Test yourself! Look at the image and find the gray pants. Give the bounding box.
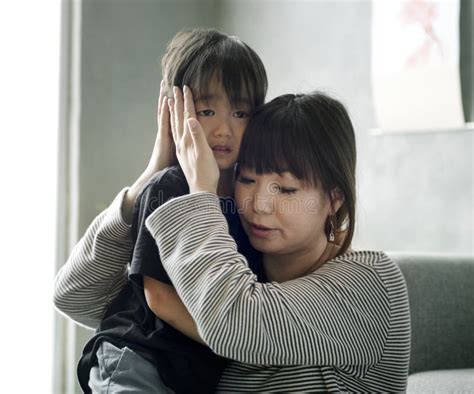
[89,341,175,393]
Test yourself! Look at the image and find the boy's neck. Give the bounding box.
[216,168,234,198]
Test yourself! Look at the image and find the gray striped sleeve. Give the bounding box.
[53,187,133,329]
[145,192,391,367]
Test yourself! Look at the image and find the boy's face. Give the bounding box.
[194,79,251,171]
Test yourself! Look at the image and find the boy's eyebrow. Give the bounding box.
[234,97,252,106]
[194,94,252,106]
[194,95,215,103]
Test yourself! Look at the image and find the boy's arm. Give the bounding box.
[54,83,175,329]
[129,169,204,344]
[129,168,188,284]
[143,276,206,345]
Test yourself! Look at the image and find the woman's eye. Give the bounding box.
[237,176,254,184]
[196,109,215,117]
[233,111,250,119]
[280,188,298,195]
[268,182,297,195]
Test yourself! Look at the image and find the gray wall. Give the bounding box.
[79,0,219,233]
[217,0,473,255]
[78,0,473,256]
[68,1,219,392]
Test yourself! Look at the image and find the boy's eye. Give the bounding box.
[237,176,254,184]
[196,109,215,117]
[233,111,250,119]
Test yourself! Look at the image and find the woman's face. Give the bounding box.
[235,168,337,256]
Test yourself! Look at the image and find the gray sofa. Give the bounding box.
[389,253,474,393]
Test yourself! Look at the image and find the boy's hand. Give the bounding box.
[143,276,206,345]
[122,80,175,224]
[144,79,176,177]
[168,86,219,195]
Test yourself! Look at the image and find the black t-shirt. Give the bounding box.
[77,166,265,394]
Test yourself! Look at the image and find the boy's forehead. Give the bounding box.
[194,91,251,106]
[194,93,250,102]
[193,77,251,105]
[193,79,224,99]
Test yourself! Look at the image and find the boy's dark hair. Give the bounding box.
[162,29,267,109]
[237,92,357,256]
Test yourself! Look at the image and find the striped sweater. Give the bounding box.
[145,192,411,393]
[54,189,411,393]
[54,188,133,329]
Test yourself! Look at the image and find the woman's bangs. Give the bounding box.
[238,112,320,187]
[238,127,290,175]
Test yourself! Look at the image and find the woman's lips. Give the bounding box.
[249,222,275,237]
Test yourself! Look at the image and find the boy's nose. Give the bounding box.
[213,120,232,138]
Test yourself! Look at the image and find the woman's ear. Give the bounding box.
[329,187,344,215]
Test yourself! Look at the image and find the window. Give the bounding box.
[0,1,60,392]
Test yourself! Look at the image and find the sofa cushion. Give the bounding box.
[407,368,474,393]
[389,253,474,374]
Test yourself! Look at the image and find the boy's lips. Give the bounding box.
[212,145,232,154]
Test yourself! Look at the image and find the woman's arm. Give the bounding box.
[53,187,135,329]
[145,193,393,367]
[143,276,205,345]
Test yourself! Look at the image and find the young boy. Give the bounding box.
[77,29,268,393]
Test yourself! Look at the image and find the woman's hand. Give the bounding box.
[168,86,219,195]
[122,80,175,224]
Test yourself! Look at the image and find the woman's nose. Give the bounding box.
[252,190,274,215]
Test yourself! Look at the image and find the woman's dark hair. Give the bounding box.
[161,29,267,110]
[237,92,357,256]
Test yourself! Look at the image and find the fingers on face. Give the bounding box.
[158,79,164,115]
[183,86,197,145]
[183,85,196,121]
[168,98,177,143]
[169,86,197,147]
[159,94,169,130]
[173,87,184,139]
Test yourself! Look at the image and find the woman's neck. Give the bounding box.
[216,168,234,198]
[263,240,340,283]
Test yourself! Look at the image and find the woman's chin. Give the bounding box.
[248,236,282,255]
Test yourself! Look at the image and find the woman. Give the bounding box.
[55,85,411,392]
[138,88,411,392]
